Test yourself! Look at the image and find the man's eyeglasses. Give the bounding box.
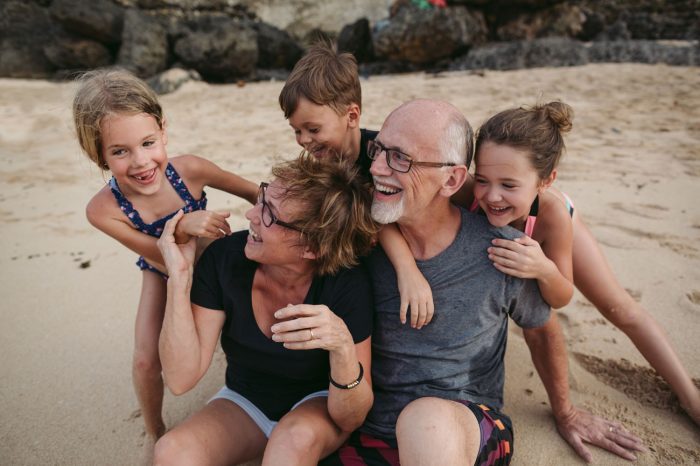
[367,139,456,173]
[256,182,302,232]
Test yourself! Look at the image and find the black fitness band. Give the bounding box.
[329,362,364,389]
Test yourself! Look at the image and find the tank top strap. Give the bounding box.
[165,163,207,211]
[109,177,152,233]
[523,195,539,237]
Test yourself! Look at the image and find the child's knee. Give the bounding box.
[132,350,161,375]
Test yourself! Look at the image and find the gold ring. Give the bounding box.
[309,329,315,340]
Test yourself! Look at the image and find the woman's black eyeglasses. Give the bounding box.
[257,182,302,232]
[367,139,456,173]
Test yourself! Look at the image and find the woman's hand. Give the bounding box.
[270,304,354,354]
[157,210,197,276]
[488,236,557,280]
[174,210,231,243]
[396,266,434,329]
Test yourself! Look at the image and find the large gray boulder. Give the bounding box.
[50,0,125,45]
[252,21,303,69]
[44,36,113,71]
[495,4,587,40]
[588,40,700,66]
[373,5,487,64]
[117,9,169,78]
[450,37,587,71]
[0,1,56,78]
[173,14,258,80]
[338,18,374,63]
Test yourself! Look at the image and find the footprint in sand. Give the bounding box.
[609,202,669,220]
[686,290,700,306]
[574,353,700,415]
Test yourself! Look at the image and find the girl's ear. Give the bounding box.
[539,169,557,192]
[161,116,168,146]
[346,103,361,129]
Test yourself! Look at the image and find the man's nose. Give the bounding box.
[370,150,391,176]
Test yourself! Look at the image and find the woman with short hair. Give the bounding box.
[154,153,379,466]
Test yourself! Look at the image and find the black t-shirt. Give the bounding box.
[191,231,373,420]
[356,128,379,182]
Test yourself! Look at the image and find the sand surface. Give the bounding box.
[1,63,699,465]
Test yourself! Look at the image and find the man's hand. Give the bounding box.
[555,405,646,463]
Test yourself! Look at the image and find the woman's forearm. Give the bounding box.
[159,272,204,395]
[327,341,373,432]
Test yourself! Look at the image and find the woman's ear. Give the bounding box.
[346,103,361,129]
[301,246,317,261]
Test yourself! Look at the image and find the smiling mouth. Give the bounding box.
[374,181,402,196]
[486,205,512,216]
[248,227,262,242]
[132,168,157,183]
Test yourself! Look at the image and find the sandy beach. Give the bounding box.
[1,63,699,465]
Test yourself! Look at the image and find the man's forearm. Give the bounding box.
[522,313,574,420]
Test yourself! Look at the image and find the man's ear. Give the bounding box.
[440,165,469,198]
[538,169,557,193]
[346,103,361,129]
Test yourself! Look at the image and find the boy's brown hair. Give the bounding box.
[279,40,362,118]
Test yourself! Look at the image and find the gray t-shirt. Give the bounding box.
[362,207,550,440]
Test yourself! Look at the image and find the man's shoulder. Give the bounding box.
[459,208,523,242]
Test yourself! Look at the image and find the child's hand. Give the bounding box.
[175,210,232,242]
[397,268,435,329]
[488,236,556,279]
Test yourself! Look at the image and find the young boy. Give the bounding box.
[278,41,377,181]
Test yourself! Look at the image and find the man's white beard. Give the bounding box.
[371,196,405,224]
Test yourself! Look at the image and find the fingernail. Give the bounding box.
[270,324,278,332]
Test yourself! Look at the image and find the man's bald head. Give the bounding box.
[382,99,474,167]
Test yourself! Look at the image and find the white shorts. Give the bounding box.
[209,386,329,437]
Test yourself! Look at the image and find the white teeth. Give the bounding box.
[374,182,401,194]
[248,228,261,242]
[490,206,509,212]
[133,169,154,180]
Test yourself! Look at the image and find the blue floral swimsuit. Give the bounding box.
[109,162,207,278]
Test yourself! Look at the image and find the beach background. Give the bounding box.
[1,63,699,464]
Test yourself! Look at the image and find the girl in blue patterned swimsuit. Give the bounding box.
[73,69,258,457]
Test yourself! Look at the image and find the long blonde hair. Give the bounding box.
[73,68,163,170]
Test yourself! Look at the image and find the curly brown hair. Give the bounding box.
[271,152,379,275]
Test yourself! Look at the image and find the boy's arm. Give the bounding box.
[378,224,434,329]
[522,314,646,462]
[183,154,258,204]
